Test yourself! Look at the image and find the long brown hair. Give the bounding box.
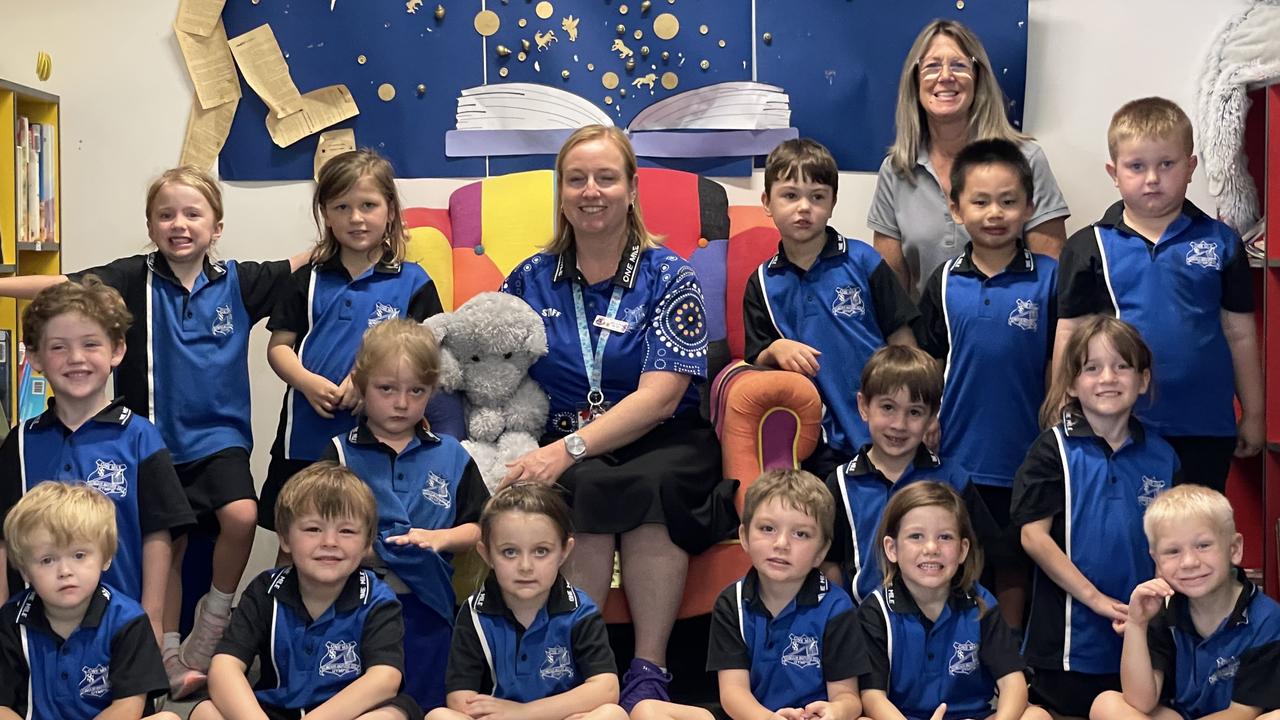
[1039,316,1153,429]
[312,149,408,266]
[877,481,985,612]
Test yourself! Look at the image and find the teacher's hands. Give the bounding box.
[501,440,574,488]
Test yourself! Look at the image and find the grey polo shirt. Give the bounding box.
[867,140,1070,299]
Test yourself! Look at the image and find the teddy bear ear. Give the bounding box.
[422,313,449,342]
[525,327,548,356]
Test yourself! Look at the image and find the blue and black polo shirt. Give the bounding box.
[743,228,918,456]
[1057,200,1253,438]
[859,578,1024,720]
[501,239,708,434]
[68,253,291,463]
[824,445,985,604]
[707,568,867,711]
[1012,409,1181,673]
[268,255,442,461]
[325,419,489,622]
[444,573,617,703]
[214,566,406,713]
[0,399,194,600]
[1147,570,1280,717]
[0,584,167,720]
[916,243,1057,488]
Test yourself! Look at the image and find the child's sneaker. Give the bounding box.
[619,657,672,712]
[179,594,231,672]
[163,647,207,700]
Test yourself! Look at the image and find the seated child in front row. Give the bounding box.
[193,464,418,720]
[430,482,625,720]
[822,345,988,604]
[743,138,918,477]
[635,469,867,720]
[325,318,489,711]
[0,277,194,642]
[1091,484,1280,720]
[0,482,175,720]
[1013,316,1181,718]
[859,481,1047,720]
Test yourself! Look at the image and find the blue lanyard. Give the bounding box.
[572,283,625,408]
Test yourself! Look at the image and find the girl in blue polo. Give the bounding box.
[1012,317,1180,718]
[261,149,444,534]
[325,319,489,711]
[859,482,1040,720]
[430,483,626,720]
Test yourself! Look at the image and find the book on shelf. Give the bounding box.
[14,115,57,246]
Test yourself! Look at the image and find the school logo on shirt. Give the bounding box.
[948,641,979,676]
[79,665,110,698]
[1185,240,1222,270]
[1207,655,1239,685]
[831,285,865,318]
[622,305,648,332]
[539,646,575,680]
[212,304,235,336]
[1007,299,1039,331]
[318,640,362,677]
[367,302,401,327]
[780,633,821,669]
[422,471,452,508]
[1138,475,1166,508]
[86,459,128,497]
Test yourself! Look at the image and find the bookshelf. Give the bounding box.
[0,79,61,426]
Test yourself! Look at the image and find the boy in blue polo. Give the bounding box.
[0,482,174,720]
[916,138,1057,627]
[0,278,193,643]
[1055,97,1263,493]
[1091,485,1280,720]
[193,463,418,720]
[821,345,987,604]
[744,139,918,478]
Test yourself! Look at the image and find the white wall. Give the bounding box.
[0,0,1253,582]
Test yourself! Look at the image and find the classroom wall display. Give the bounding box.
[217,0,1028,181]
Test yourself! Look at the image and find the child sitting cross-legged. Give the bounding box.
[191,463,419,720]
[0,482,177,720]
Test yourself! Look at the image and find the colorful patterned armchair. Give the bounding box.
[406,167,822,621]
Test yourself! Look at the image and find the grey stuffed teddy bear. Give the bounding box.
[424,292,550,491]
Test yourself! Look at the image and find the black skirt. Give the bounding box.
[543,410,738,555]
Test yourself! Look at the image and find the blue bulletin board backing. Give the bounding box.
[218,0,1027,181]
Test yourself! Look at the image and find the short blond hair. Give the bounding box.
[4,482,117,569]
[741,469,834,544]
[1107,97,1194,160]
[351,319,440,393]
[145,166,225,224]
[1143,484,1236,547]
[275,463,378,548]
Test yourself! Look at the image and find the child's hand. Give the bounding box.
[929,703,948,720]
[1127,578,1174,627]
[302,374,343,419]
[773,709,806,720]
[1236,413,1264,457]
[925,416,941,451]
[765,339,822,376]
[801,700,835,719]
[463,694,522,720]
[386,528,447,551]
[1085,591,1129,629]
[336,374,362,413]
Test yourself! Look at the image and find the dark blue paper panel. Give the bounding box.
[755,0,1028,172]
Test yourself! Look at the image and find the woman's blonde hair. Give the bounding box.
[888,19,1029,180]
[1039,316,1153,429]
[877,481,985,613]
[546,125,663,255]
[312,149,407,266]
[351,318,441,393]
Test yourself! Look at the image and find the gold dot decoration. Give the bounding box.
[587,63,595,71]
[473,10,500,36]
[625,57,636,70]
[641,0,651,11]
[653,13,679,40]
[522,38,531,51]
[616,24,626,34]
[496,45,511,56]
[661,71,678,89]
[661,50,670,60]
[499,67,509,77]
[518,51,528,61]
[417,84,426,95]
[956,0,965,7]
[699,59,709,70]
[718,39,726,47]
[535,1,554,19]
[377,83,396,101]
[434,4,444,19]
[604,96,614,105]
[561,69,570,78]
[619,4,629,14]
[640,45,649,56]
[762,32,772,44]
[601,71,620,89]
[633,29,643,39]
[357,54,368,64]
[620,88,627,97]
[698,24,708,35]
[518,18,528,27]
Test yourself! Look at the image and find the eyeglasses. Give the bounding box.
[918,57,975,79]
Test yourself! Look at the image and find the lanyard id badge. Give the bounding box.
[573,283,625,428]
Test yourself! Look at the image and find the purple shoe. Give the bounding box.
[620,657,672,712]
